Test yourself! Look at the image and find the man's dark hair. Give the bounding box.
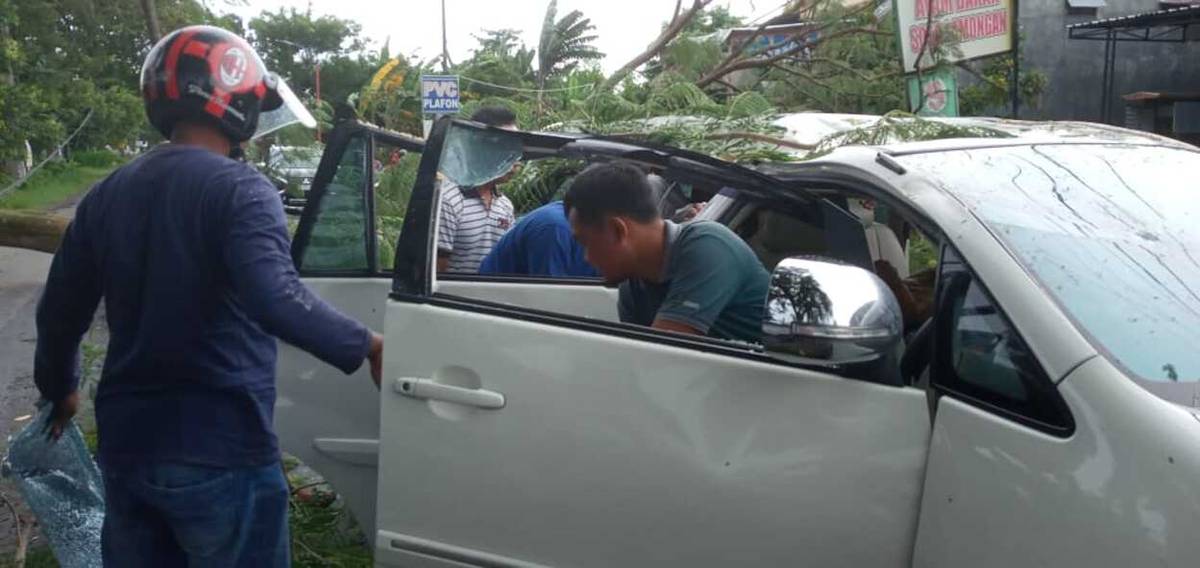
[563,161,660,226]
[470,106,517,127]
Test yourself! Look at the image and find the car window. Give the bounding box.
[935,249,1072,434]
[950,280,1030,401]
[375,144,420,271]
[301,133,370,272]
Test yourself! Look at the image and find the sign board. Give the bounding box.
[420,75,460,114]
[895,0,1013,72]
[906,69,959,117]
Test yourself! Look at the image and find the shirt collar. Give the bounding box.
[458,185,503,199]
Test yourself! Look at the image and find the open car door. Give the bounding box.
[279,121,423,540]
[371,117,934,567]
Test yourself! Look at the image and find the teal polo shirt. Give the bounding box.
[618,221,770,343]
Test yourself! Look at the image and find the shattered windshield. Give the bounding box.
[900,144,1200,385]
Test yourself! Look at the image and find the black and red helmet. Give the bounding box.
[141,26,312,142]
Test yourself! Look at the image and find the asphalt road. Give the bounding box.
[0,200,91,554]
[0,245,53,553]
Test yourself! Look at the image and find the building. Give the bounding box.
[1023,0,1200,124]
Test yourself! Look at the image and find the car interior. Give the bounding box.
[294,120,945,388]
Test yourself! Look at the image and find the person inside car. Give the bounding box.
[564,161,769,343]
[436,106,519,273]
[479,201,598,278]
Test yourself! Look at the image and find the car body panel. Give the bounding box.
[913,354,1200,566]
[275,277,388,538]
[376,299,932,567]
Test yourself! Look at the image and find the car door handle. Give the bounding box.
[393,378,506,409]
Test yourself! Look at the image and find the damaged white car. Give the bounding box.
[278,115,1200,567]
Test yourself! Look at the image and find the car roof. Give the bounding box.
[770,112,1196,155]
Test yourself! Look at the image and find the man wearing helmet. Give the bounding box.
[32,26,381,566]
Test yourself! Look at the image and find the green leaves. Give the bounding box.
[535,1,602,90]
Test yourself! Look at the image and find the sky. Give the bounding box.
[229,0,793,74]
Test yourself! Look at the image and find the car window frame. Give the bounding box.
[930,245,1076,437]
[388,117,942,387]
[291,121,424,277]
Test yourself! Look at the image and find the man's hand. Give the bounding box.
[672,202,707,223]
[368,332,384,389]
[44,391,80,441]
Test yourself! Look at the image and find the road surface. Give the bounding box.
[0,199,93,554]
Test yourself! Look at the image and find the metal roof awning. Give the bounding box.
[1066,0,1106,9]
[1067,4,1200,41]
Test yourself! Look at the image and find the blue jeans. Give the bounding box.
[100,461,290,567]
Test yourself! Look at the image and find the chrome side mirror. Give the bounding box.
[763,257,904,385]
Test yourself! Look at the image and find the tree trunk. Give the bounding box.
[139,0,162,42]
[597,0,714,93]
[1,21,29,179]
[0,210,69,254]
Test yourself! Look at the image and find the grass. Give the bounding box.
[0,162,117,211]
[0,547,59,567]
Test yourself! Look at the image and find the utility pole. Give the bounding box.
[1010,0,1020,119]
[441,0,452,72]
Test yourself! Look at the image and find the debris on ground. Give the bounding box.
[1,406,102,568]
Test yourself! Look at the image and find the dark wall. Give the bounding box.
[1018,0,1200,123]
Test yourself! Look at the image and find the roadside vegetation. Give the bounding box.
[0,151,123,211]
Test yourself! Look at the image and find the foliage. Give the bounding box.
[355,56,426,135]
[804,111,1012,159]
[0,160,119,210]
[959,50,1049,116]
[0,0,235,161]
[72,149,125,168]
[249,7,382,112]
[375,152,421,268]
[284,459,372,567]
[458,29,536,97]
[643,5,743,83]
[759,6,906,114]
[535,0,603,91]
[502,158,586,214]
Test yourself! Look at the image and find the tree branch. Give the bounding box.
[139,0,162,42]
[598,0,715,93]
[911,0,939,113]
[801,57,902,82]
[703,132,815,150]
[697,25,885,88]
[955,61,1005,92]
[695,1,878,88]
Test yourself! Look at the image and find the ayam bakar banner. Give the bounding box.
[896,0,1014,72]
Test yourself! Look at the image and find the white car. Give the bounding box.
[279,117,1200,567]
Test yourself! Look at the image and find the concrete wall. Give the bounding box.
[1018,0,1200,123]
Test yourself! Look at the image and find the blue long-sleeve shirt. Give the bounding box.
[34,144,370,468]
[478,201,598,278]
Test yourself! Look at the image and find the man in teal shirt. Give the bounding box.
[564,162,768,343]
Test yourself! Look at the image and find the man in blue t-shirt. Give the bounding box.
[479,201,598,277]
[34,27,381,566]
[563,162,769,343]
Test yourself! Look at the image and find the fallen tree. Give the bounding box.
[0,210,68,254]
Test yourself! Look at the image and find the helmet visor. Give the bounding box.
[253,76,317,140]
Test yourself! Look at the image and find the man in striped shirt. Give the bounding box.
[437,107,519,273]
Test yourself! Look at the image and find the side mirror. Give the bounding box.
[763,257,904,385]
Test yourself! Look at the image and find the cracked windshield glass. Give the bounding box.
[901,145,1200,384]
